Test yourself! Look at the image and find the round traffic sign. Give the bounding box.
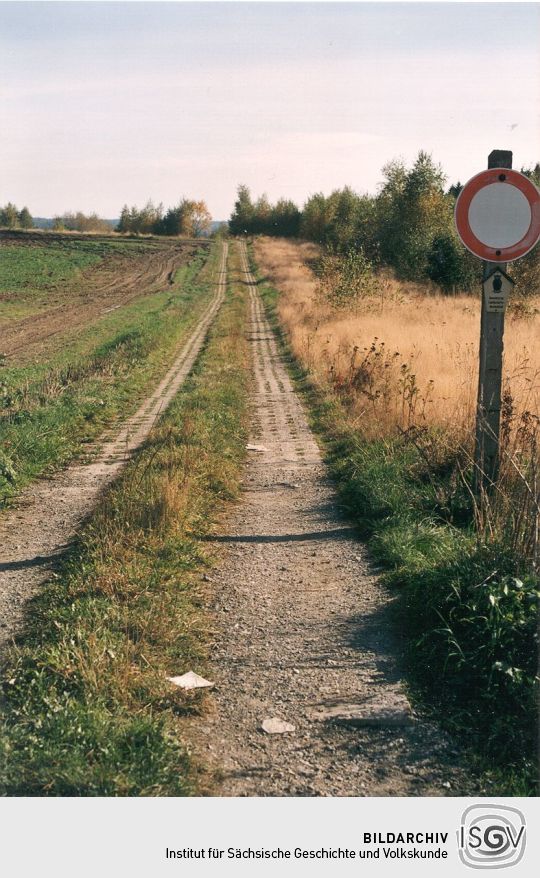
[455,168,540,262]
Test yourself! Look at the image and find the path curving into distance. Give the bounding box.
[194,241,478,796]
[0,243,228,654]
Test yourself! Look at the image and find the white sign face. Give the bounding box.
[469,183,532,249]
[482,270,514,313]
[455,168,540,262]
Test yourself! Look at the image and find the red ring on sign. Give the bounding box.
[455,168,540,262]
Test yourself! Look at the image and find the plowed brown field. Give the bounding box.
[0,231,207,362]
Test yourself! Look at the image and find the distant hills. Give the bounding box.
[210,221,227,233]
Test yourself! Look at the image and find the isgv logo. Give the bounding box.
[458,804,526,869]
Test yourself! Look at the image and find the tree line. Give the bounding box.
[53,212,113,233]
[0,203,33,229]
[229,188,301,238]
[117,199,212,237]
[229,152,540,293]
[1,198,213,237]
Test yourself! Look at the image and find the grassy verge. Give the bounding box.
[0,244,250,795]
[250,244,538,796]
[0,246,212,505]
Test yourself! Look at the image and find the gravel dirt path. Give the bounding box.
[195,242,478,797]
[0,244,227,655]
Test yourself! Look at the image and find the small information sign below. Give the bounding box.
[482,268,514,313]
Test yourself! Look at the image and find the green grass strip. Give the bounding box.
[0,247,213,504]
[0,247,250,795]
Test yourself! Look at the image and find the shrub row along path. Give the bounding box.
[0,243,228,655]
[194,241,478,796]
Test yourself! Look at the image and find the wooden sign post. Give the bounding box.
[455,151,540,495]
[475,150,512,493]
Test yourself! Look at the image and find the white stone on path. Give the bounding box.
[168,671,215,690]
[261,717,296,734]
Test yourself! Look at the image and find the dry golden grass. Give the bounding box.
[254,237,540,438]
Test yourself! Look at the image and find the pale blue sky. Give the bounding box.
[1,1,538,219]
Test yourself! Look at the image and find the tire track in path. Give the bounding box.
[0,244,228,654]
[195,241,477,797]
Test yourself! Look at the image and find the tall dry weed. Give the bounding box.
[255,236,540,565]
[255,236,540,439]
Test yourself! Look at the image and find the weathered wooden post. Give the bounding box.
[475,150,512,493]
[454,152,540,497]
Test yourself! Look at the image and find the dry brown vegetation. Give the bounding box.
[254,237,540,443]
[255,234,540,575]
